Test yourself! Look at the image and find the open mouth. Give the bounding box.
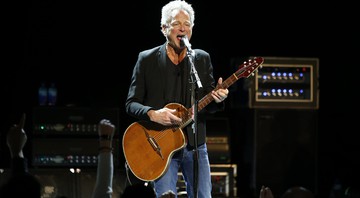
[177,35,185,40]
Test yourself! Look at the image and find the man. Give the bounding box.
[125,0,228,197]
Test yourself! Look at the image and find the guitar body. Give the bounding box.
[122,103,189,181]
[123,57,264,182]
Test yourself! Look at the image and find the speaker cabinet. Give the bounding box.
[206,117,231,164]
[244,109,318,197]
[177,164,237,197]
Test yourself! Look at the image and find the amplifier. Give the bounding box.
[32,138,120,167]
[31,106,121,167]
[207,136,230,164]
[248,57,319,109]
[177,164,237,197]
[32,106,119,136]
[206,117,231,164]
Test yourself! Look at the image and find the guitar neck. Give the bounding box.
[197,73,238,112]
[195,57,264,112]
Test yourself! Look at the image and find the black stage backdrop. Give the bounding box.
[2,1,358,198]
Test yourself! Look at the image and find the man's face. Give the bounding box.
[163,9,192,51]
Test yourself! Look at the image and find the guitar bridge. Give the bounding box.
[145,132,164,160]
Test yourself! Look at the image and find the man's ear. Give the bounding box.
[161,24,168,36]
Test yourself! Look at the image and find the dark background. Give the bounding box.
[1,0,358,197]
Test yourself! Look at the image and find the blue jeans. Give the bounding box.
[154,144,212,198]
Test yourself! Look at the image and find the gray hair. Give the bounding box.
[161,0,195,27]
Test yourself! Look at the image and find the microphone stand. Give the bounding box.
[186,49,202,198]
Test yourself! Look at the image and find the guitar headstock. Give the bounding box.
[236,57,264,78]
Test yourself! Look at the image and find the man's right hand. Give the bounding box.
[148,108,182,126]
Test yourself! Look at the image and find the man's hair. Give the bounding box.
[161,0,195,27]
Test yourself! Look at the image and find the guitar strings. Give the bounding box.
[151,111,189,142]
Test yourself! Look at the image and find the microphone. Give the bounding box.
[180,36,195,56]
[181,35,202,88]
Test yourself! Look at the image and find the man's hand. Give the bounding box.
[148,108,182,126]
[212,77,229,103]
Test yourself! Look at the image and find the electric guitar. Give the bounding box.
[122,57,264,181]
